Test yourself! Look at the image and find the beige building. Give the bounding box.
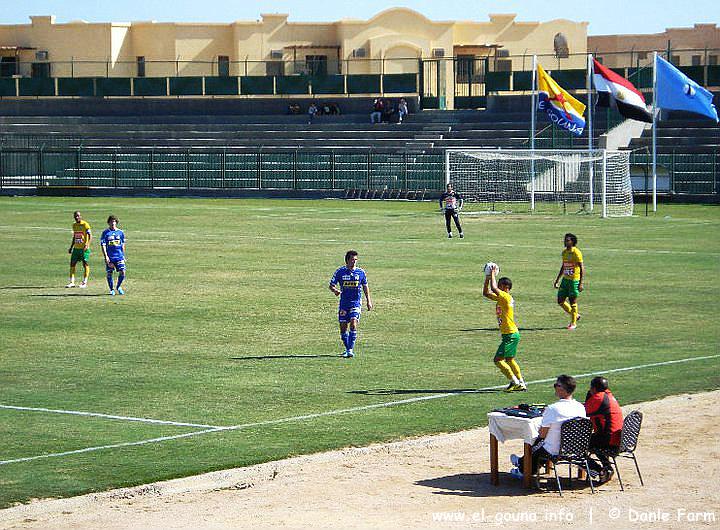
[0,9,588,107]
[589,24,720,68]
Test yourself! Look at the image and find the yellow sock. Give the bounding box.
[494,359,515,382]
[69,265,76,283]
[507,358,524,382]
[560,301,572,314]
[571,303,579,325]
[83,264,90,282]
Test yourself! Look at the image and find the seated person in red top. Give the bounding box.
[584,376,624,482]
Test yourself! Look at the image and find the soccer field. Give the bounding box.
[0,196,718,508]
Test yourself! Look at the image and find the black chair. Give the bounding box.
[537,417,595,496]
[600,410,644,491]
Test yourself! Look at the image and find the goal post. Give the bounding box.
[445,148,633,217]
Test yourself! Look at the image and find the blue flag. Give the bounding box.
[655,56,718,122]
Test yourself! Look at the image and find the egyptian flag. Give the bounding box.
[593,59,653,123]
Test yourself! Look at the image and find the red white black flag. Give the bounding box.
[593,59,653,123]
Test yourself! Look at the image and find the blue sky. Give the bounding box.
[1,1,718,35]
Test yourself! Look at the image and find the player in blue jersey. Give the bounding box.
[329,250,373,358]
[100,215,126,296]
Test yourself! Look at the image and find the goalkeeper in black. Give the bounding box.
[439,183,464,238]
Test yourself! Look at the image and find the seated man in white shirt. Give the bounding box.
[511,374,587,479]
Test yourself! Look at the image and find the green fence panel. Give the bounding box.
[225,152,259,188]
[0,78,16,96]
[627,67,653,89]
[96,78,131,97]
[259,152,294,189]
[333,152,369,189]
[454,96,487,109]
[485,71,511,92]
[421,96,439,109]
[241,76,274,95]
[134,77,167,96]
[205,77,239,95]
[679,66,705,85]
[347,75,381,94]
[311,75,344,94]
[512,71,532,91]
[169,77,203,96]
[58,78,95,97]
[383,73,417,93]
[551,69,586,90]
[708,65,720,86]
[18,78,55,96]
[276,76,309,95]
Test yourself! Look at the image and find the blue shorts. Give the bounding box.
[338,306,361,323]
[106,259,126,273]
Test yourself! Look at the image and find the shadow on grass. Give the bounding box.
[29,293,109,298]
[347,388,499,396]
[0,286,53,290]
[459,327,567,332]
[230,354,341,361]
[415,472,538,497]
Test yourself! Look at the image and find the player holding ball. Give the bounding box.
[483,262,527,392]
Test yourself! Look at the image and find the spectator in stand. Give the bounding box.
[308,102,319,124]
[382,98,394,123]
[288,103,301,115]
[329,102,341,115]
[398,98,408,124]
[371,98,383,124]
[322,103,331,115]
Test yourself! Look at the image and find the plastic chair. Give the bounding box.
[601,410,644,491]
[537,417,595,496]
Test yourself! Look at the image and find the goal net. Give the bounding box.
[445,149,633,217]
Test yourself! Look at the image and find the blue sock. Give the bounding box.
[341,332,349,349]
[116,273,125,289]
[106,273,114,290]
[348,330,358,350]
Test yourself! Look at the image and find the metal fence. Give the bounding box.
[0,147,445,192]
[1,145,717,196]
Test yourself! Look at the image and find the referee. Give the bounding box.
[439,183,464,238]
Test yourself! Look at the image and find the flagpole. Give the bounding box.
[652,51,658,212]
[530,55,537,212]
[587,53,594,211]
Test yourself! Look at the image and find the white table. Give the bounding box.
[487,411,542,489]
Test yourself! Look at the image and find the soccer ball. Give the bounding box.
[484,262,499,276]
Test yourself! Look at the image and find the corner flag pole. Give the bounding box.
[652,51,658,212]
[530,55,537,212]
[587,53,594,211]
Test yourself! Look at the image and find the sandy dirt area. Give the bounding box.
[1,391,718,530]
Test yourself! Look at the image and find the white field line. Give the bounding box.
[1,353,718,466]
[0,225,718,256]
[0,405,222,429]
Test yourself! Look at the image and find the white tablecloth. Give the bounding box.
[487,412,542,444]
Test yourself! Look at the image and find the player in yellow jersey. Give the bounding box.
[483,265,526,392]
[553,233,585,330]
[66,211,92,288]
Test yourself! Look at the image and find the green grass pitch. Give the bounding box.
[0,196,718,507]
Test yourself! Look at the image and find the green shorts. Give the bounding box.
[71,248,91,263]
[495,332,520,359]
[558,278,580,298]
